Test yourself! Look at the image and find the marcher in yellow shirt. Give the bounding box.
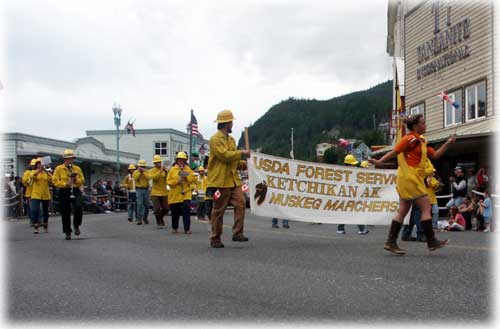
[22,158,37,225]
[370,114,455,254]
[425,160,441,229]
[52,149,85,240]
[122,164,138,222]
[30,158,52,233]
[207,110,250,248]
[149,155,168,228]
[132,159,151,225]
[195,166,209,220]
[167,152,196,233]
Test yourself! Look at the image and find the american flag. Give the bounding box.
[437,91,460,109]
[187,111,199,136]
[125,121,136,137]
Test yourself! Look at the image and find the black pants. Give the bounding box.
[59,188,83,235]
[170,200,191,231]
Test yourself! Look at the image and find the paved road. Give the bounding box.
[6,211,493,323]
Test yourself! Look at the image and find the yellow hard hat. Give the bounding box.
[198,166,205,171]
[138,159,147,167]
[214,109,235,123]
[63,149,76,159]
[153,155,162,163]
[176,151,188,160]
[128,164,137,170]
[344,154,359,166]
[360,160,369,168]
[30,158,37,166]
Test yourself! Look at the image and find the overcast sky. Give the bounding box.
[2,0,391,144]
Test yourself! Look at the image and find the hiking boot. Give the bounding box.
[136,221,143,225]
[427,237,449,251]
[384,242,405,255]
[384,220,405,255]
[272,224,279,229]
[74,226,80,236]
[33,226,39,234]
[143,219,149,224]
[128,218,132,222]
[336,229,346,235]
[401,236,416,241]
[422,220,448,251]
[358,229,369,235]
[232,235,249,242]
[65,234,71,240]
[283,224,290,229]
[210,241,224,248]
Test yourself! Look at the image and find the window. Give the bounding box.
[154,142,168,156]
[410,103,425,116]
[465,81,486,122]
[444,90,462,127]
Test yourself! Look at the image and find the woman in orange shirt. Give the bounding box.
[370,114,455,254]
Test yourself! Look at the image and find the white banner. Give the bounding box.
[248,152,403,225]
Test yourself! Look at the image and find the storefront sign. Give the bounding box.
[415,2,471,80]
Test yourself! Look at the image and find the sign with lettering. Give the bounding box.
[416,1,471,79]
[248,153,402,225]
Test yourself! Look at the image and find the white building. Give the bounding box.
[2,132,140,188]
[86,128,209,167]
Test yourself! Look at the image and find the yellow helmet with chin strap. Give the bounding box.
[344,154,359,166]
[137,159,147,167]
[360,160,369,168]
[128,164,137,170]
[153,155,162,163]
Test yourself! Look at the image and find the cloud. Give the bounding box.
[2,0,391,142]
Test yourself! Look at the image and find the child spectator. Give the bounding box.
[458,196,474,230]
[447,206,466,231]
[479,190,492,232]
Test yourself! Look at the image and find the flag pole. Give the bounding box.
[189,109,193,166]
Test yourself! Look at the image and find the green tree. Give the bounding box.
[323,147,345,165]
[360,130,385,147]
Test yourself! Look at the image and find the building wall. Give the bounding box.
[87,130,207,166]
[405,0,494,133]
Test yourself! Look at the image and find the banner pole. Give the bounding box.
[244,127,250,150]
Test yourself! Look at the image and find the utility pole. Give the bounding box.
[112,104,122,184]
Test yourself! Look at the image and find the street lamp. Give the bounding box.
[112,104,122,184]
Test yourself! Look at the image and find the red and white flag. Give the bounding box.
[241,184,249,193]
[213,189,221,201]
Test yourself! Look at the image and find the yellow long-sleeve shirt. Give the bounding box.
[207,130,246,188]
[122,173,136,191]
[132,169,150,189]
[22,170,34,198]
[52,164,85,189]
[31,170,52,200]
[148,167,168,197]
[167,165,196,204]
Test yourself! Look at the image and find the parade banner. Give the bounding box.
[248,152,402,225]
